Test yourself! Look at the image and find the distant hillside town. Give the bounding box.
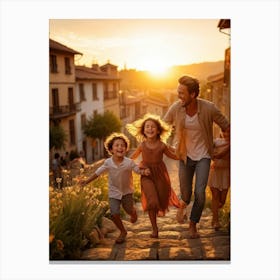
[49,21,230,165]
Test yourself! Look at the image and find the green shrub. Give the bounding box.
[49,168,143,260]
[49,175,109,260]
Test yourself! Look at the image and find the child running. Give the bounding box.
[126,114,180,238]
[80,132,150,244]
[208,131,230,230]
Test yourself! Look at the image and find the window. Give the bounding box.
[65,57,71,74]
[69,119,75,145]
[68,87,74,110]
[135,102,141,116]
[79,83,85,101]
[92,83,98,100]
[52,88,59,113]
[113,82,117,98]
[50,55,57,73]
[103,82,108,99]
[81,114,86,128]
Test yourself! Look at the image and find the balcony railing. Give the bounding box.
[50,103,81,119]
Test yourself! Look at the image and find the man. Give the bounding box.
[163,75,230,238]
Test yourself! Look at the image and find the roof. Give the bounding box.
[207,72,224,82]
[75,65,121,81]
[49,38,82,55]
[217,19,230,30]
[124,95,142,105]
[100,63,118,69]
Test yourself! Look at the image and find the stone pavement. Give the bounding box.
[81,157,230,261]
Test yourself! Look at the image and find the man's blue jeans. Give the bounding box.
[179,157,211,223]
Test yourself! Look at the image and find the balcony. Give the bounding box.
[50,103,81,120]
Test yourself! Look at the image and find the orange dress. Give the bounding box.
[140,141,180,215]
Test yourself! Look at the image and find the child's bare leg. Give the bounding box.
[130,208,138,223]
[111,214,127,244]
[148,209,158,238]
[176,199,187,223]
[110,198,127,244]
[122,194,138,223]
[210,187,220,230]
[219,189,229,208]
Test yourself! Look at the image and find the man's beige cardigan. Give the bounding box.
[163,99,230,162]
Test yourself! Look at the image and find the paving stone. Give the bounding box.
[158,246,203,260]
[81,157,230,261]
[82,248,115,260]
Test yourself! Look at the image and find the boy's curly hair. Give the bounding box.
[104,132,130,155]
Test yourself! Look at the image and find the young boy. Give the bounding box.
[80,132,150,244]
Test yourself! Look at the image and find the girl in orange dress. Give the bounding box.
[126,114,180,238]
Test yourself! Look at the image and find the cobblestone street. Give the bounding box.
[81,156,230,261]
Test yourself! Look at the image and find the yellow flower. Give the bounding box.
[49,234,55,243]
[56,193,63,198]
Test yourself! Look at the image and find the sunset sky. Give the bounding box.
[49,19,230,73]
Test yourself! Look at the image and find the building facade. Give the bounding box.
[49,39,82,155]
[75,65,105,163]
[206,19,231,138]
[75,64,121,163]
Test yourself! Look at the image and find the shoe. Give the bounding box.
[176,200,187,224]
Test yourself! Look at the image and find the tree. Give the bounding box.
[83,111,122,140]
[50,125,67,150]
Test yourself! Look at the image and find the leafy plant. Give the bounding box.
[49,164,142,260]
[83,111,122,141]
[49,125,67,150]
[49,176,109,260]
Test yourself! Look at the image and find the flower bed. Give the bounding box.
[49,171,141,260]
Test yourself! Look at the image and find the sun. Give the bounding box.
[140,59,169,77]
[148,65,168,76]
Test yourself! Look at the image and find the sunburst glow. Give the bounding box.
[139,60,169,76]
[50,19,230,71]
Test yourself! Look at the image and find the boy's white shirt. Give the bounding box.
[95,156,141,200]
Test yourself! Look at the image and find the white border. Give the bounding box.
[1,1,279,279]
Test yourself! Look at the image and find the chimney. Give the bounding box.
[91,63,100,72]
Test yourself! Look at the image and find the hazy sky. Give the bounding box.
[49,19,230,73]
